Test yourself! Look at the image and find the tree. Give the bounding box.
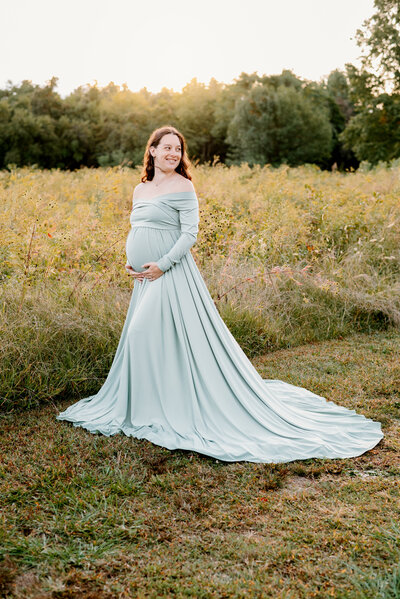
[355,0,400,92]
[226,75,332,167]
[175,78,227,163]
[325,70,358,169]
[340,92,400,163]
[339,0,400,164]
[0,79,64,169]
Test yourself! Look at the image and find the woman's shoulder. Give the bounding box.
[179,177,195,191]
[166,177,197,211]
[133,177,195,196]
[173,176,195,194]
[132,182,145,200]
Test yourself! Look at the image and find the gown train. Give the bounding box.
[57,191,383,463]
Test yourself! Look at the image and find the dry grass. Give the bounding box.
[1,163,399,409]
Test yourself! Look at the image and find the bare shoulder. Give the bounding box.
[132,182,145,200]
[174,175,195,193]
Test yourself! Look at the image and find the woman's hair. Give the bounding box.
[140,125,192,182]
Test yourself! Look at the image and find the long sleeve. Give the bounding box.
[156,195,199,272]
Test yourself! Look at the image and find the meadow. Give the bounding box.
[1,162,399,410]
[0,163,399,597]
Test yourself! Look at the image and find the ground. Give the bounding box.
[1,328,399,598]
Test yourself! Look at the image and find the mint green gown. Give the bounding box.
[56,191,384,463]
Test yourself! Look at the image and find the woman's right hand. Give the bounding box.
[125,264,145,283]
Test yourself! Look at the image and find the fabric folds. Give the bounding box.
[57,191,384,463]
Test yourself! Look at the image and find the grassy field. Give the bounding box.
[1,328,399,598]
[1,163,399,410]
[0,163,399,596]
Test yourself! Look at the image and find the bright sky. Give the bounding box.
[2,0,375,97]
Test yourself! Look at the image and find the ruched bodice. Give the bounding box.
[127,192,199,273]
[129,191,196,230]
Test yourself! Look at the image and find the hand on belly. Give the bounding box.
[125,261,164,283]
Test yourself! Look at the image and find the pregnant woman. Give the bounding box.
[57,125,383,463]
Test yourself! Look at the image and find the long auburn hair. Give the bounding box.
[140,126,192,183]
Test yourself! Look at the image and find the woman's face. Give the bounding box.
[150,133,182,173]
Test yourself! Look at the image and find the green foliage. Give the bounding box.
[3,0,400,173]
[355,0,400,92]
[2,10,400,174]
[340,92,400,163]
[226,73,333,167]
[0,70,359,172]
[326,70,359,169]
[176,78,229,163]
[0,283,128,412]
[341,1,400,164]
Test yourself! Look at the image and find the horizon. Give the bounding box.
[2,0,375,98]
[1,67,353,100]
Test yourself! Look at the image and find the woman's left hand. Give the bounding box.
[141,262,164,282]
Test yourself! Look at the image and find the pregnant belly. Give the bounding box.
[125,226,179,272]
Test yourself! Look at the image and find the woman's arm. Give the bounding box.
[156,195,199,272]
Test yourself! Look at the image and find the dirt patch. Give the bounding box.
[280,475,318,496]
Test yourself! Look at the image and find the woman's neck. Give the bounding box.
[152,168,178,187]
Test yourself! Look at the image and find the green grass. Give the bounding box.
[1,275,398,412]
[1,329,399,598]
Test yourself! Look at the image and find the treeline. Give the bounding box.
[0,70,358,171]
[0,0,398,171]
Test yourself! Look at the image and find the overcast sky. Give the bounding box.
[1,0,375,97]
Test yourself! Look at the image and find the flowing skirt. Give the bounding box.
[57,226,383,463]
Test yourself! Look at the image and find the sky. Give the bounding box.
[2,0,376,97]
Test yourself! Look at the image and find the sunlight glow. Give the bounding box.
[2,0,375,96]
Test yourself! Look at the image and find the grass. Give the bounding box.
[1,162,400,410]
[1,328,399,598]
[1,162,399,594]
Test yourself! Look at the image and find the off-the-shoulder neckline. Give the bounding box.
[134,191,196,202]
